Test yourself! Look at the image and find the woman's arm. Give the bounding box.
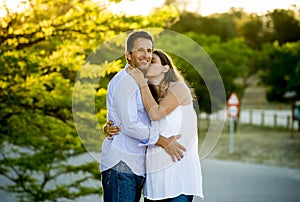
[103,120,120,140]
[127,67,191,121]
[139,84,180,121]
[103,120,186,161]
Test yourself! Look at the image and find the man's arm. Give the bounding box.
[112,76,154,141]
[103,120,186,162]
[107,74,186,160]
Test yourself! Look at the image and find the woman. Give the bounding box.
[105,50,204,201]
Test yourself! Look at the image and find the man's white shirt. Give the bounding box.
[100,67,159,176]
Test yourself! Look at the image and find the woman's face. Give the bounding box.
[145,54,166,79]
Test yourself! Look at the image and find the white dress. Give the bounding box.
[144,103,204,200]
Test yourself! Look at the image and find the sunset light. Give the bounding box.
[1,0,299,17]
[0,0,29,17]
[106,0,299,16]
[108,0,164,16]
[200,0,299,16]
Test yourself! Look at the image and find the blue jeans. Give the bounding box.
[144,195,193,202]
[101,161,145,202]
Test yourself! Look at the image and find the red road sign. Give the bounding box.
[227,93,239,118]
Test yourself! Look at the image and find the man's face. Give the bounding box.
[127,38,153,72]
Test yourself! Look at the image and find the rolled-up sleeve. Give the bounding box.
[111,73,160,145]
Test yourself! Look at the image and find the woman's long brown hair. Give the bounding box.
[149,49,185,101]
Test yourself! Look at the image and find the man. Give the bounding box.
[101,31,186,202]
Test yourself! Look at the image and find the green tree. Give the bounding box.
[0,0,178,201]
[259,41,300,103]
[171,11,237,41]
[265,8,300,45]
[237,14,264,49]
[179,33,255,112]
[237,7,300,49]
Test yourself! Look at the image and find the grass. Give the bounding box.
[199,121,300,169]
[203,75,300,169]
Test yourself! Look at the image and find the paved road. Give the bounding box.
[1,159,300,202]
[195,159,300,202]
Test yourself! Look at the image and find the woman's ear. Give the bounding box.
[163,65,170,73]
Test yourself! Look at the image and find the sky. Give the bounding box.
[107,0,299,16]
[1,0,299,17]
[199,0,299,16]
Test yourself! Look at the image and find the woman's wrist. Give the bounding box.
[139,82,147,88]
[156,135,170,148]
[138,79,148,88]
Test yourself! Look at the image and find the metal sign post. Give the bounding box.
[229,117,235,154]
[227,93,240,154]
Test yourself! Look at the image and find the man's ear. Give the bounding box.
[163,65,170,73]
[125,51,131,62]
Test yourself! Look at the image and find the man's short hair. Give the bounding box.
[126,31,154,52]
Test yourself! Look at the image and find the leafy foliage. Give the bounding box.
[169,33,255,112]
[0,0,178,201]
[0,0,299,200]
[259,41,300,102]
[170,7,300,105]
